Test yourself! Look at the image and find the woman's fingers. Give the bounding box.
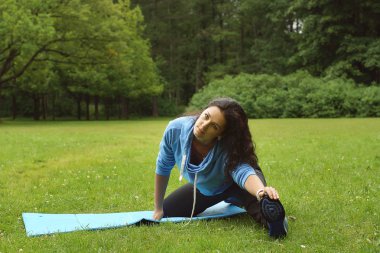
[153,209,164,220]
[153,213,162,220]
[264,186,280,200]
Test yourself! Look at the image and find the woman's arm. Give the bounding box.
[244,174,280,200]
[153,174,170,220]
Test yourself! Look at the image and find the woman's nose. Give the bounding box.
[200,121,210,130]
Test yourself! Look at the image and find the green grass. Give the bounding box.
[0,118,379,252]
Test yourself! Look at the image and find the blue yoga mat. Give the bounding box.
[22,201,246,237]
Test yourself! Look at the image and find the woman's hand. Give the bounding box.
[154,174,169,220]
[153,208,164,220]
[244,175,281,201]
[260,186,280,200]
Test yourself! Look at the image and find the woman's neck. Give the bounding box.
[193,135,215,148]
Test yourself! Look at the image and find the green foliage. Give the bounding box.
[1,0,378,118]
[156,97,186,117]
[133,0,379,108]
[188,71,380,118]
[290,0,380,83]
[133,0,297,104]
[0,0,162,119]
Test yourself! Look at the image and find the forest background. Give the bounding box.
[0,0,379,120]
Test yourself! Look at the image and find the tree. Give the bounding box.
[0,0,162,119]
[289,0,380,84]
[132,0,297,106]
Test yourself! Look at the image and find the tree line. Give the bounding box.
[133,0,379,115]
[0,0,379,119]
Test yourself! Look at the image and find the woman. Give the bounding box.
[153,97,288,238]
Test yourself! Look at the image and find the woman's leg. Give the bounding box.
[224,168,268,226]
[163,168,266,218]
[163,183,226,217]
[163,168,267,218]
[164,169,287,237]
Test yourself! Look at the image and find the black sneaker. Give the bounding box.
[260,196,288,238]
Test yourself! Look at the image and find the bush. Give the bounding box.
[187,71,380,118]
[356,86,380,117]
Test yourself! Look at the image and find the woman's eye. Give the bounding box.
[212,123,219,130]
[204,113,209,119]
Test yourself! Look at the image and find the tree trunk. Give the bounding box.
[12,94,17,120]
[0,95,2,119]
[152,96,158,117]
[195,2,208,91]
[41,94,47,120]
[117,96,121,120]
[51,94,56,120]
[85,94,90,120]
[77,95,81,120]
[211,0,218,64]
[151,0,159,59]
[121,97,129,119]
[94,96,99,120]
[218,0,225,64]
[105,98,110,120]
[33,94,40,121]
[239,21,245,66]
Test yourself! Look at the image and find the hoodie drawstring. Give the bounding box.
[179,154,198,225]
[189,172,198,219]
[179,154,186,182]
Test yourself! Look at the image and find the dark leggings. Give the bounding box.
[163,168,267,226]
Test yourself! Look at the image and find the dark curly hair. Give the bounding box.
[205,97,259,178]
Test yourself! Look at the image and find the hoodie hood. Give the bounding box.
[178,116,224,181]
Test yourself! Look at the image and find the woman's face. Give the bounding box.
[193,106,226,145]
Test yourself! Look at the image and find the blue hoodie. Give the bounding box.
[155,116,257,196]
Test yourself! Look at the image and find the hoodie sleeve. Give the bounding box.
[230,163,257,190]
[155,125,176,176]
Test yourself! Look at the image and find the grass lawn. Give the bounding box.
[0,118,379,252]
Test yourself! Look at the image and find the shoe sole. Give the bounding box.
[260,197,287,238]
